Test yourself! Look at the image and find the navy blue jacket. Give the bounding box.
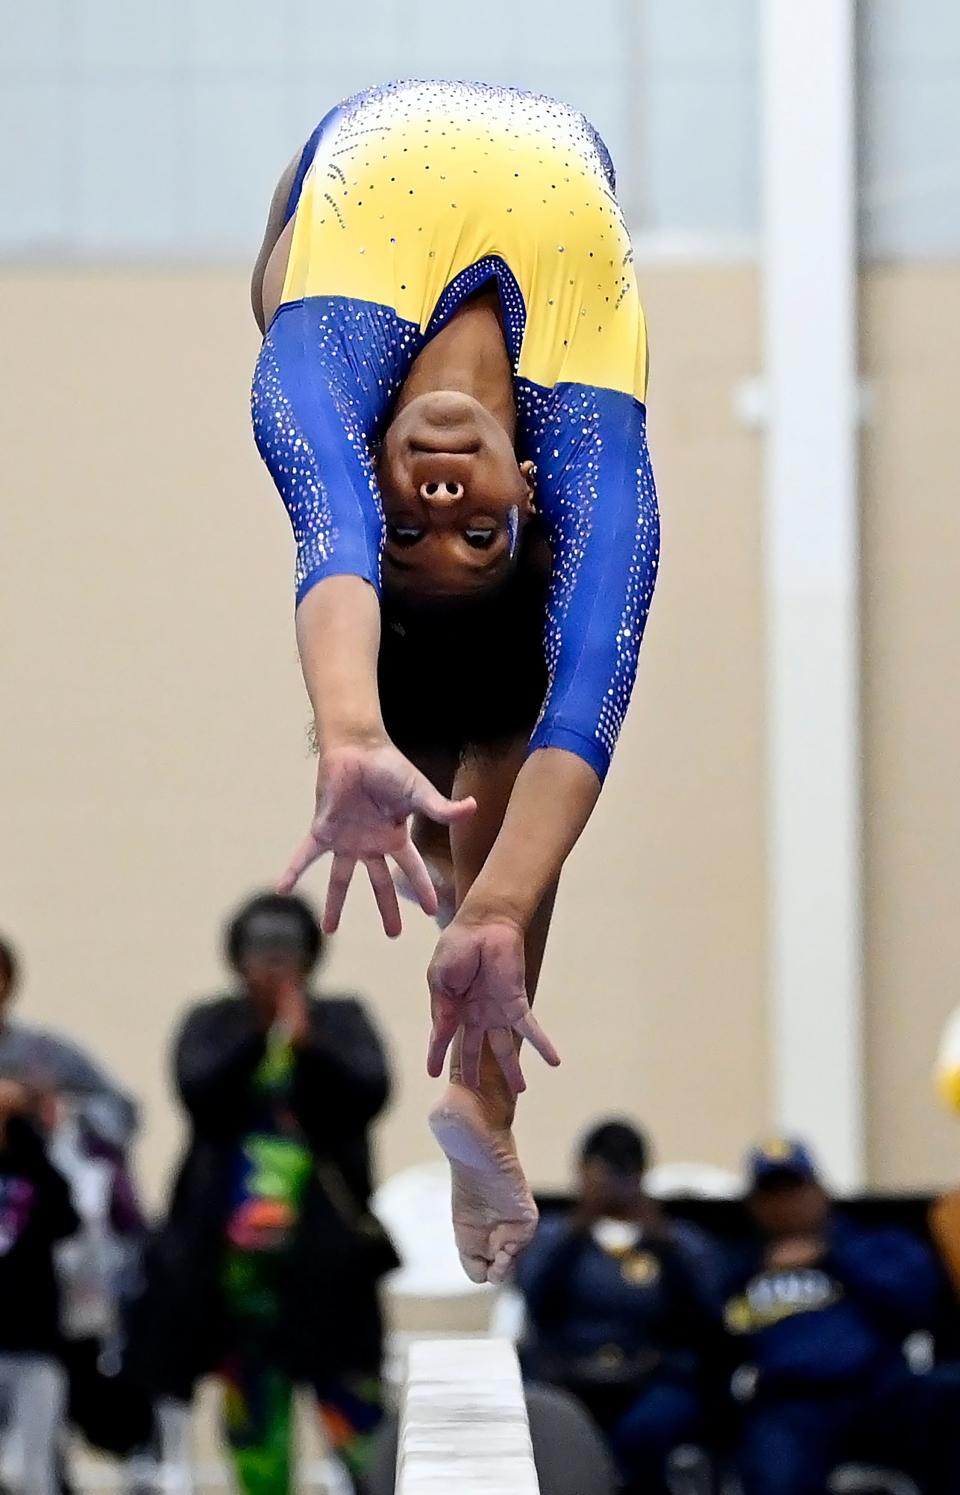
[721,1222,942,1389]
[517,1214,721,1384]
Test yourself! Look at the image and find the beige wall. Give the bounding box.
[0,264,768,1206]
[3,260,956,1207]
[861,266,960,1189]
[4,262,958,1203]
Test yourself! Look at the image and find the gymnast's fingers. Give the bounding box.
[460,1024,484,1091]
[393,841,439,918]
[277,830,323,894]
[515,1009,562,1069]
[322,853,357,934]
[427,1007,459,1079]
[488,1026,526,1094]
[365,856,402,939]
[410,775,476,828]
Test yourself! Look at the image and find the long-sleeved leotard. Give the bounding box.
[252,80,659,782]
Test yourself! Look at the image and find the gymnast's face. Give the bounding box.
[377,392,535,597]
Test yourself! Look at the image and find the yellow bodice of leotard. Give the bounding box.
[280,80,647,401]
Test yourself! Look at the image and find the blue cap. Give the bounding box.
[746,1138,819,1187]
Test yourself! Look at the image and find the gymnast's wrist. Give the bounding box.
[313,714,388,756]
[457,881,533,933]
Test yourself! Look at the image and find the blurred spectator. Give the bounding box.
[0,1073,79,1495]
[0,935,137,1152]
[0,933,151,1466]
[132,892,396,1495]
[516,1119,721,1495]
[724,1138,960,1495]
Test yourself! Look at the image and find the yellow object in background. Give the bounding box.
[934,1006,960,1114]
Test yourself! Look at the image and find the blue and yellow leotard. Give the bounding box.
[252,80,660,781]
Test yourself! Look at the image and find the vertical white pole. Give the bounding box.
[762,0,864,1188]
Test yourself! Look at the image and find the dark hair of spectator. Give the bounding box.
[0,935,19,995]
[225,893,325,975]
[580,1119,650,1176]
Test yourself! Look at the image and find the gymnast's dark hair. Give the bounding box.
[0,935,19,995]
[378,528,549,762]
[224,892,325,975]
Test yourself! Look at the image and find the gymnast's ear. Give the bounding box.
[518,459,537,512]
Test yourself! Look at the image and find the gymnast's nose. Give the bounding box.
[419,480,464,506]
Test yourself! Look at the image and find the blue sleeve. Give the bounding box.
[519,385,660,781]
[826,1227,942,1332]
[252,297,418,604]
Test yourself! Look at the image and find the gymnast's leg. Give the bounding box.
[424,741,559,1282]
[250,152,299,334]
[403,750,461,927]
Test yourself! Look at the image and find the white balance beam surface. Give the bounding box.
[396,1338,540,1494]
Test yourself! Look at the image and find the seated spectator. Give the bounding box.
[0,933,151,1469]
[0,1072,79,1495]
[725,1138,960,1495]
[0,935,137,1153]
[516,1119,722,1495]
[131,892,397,1495]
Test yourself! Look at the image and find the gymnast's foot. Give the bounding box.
[394,856,456,928]
[429,1082,537,1285]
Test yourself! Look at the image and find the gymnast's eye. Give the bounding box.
[387,523,424,548]
[463,527,496,550]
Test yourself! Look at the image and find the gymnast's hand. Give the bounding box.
[278,738,475,936]
[426,914,561,1095]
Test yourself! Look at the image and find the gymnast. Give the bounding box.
[251,80,660,1285]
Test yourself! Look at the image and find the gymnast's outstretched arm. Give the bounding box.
[427,394,659,1090]
[458,747,599,932]
[426,747,597,1092]
[293,575,383,754]
[278,578,476,934]
[252,150,478,931]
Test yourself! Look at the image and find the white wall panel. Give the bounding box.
[281,72,368,143]
[514,0,623,64]
[860,0,960,66]
[285,0,341,69]
[859,0,960,258]
[645,67,759,239]
[70,78,184,251]
[861,74,960,258]
[644,0,757,67]
[0,79,66,246]
[405,0,527,70]
[0,0,63,69]
[0,0,768,260]
[185,75,291,252]
[71,0,181,71]
[185,0,287,69]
